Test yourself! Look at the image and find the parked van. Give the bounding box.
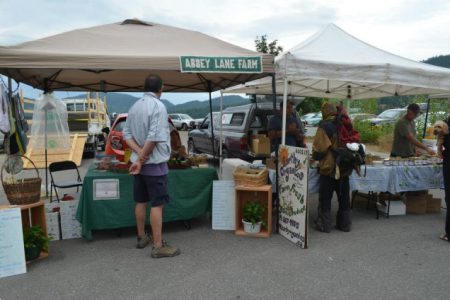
[187,103,277,161]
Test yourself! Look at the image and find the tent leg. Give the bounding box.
[271,73,279,234]
[422,97,431,138]
[207,82,216,160]
[219,90,224,179]
[45,108,48,198]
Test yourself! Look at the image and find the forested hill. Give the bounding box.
[64,93,250,118]
[422,55,450,68]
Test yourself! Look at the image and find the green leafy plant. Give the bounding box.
[24,225,51,252]
[242,201,267,227]
[353,121,394,144]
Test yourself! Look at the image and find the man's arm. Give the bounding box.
[125,138,142,155]
[405,133,436,155]
[139,141,156,162]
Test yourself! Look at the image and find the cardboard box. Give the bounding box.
[61,225,81,239]
[426,197,442,213]
[45,202,61,213]
[45,212,61,241]
[406,196,427,214]
[376,200,406,216]
[378,192,403,201]
[252,135,270,155]
[58,200,82,239]
[46,212,59,226]
[352,192,376,209]
[61,218,82,239]
[47,225,61,241]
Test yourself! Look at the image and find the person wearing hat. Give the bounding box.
[312,102,352,233]
[267,100,305,152]
[391,103,436,157]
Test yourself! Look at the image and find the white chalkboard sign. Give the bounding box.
[278,145,309,248]
[0,207,26,278]
[212,180,236,230]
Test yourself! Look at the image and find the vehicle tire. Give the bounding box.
[182,123,188,131]
[188,139,197,154]
[83,149,96,159]
[83,142,97,159]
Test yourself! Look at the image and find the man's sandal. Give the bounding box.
[439,234,449,242]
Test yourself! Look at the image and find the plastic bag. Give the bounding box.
[28,93,70,150]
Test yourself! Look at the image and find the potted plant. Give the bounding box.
[242,201,267,234]
[23,225,51,261]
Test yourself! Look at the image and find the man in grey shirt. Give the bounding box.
[123,75,180,258]
[391,103,435,157]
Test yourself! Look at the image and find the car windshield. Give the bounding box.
[416,112,447,123]
[378,110,404,119]
[303,113,316,119]
[180,114,193,120]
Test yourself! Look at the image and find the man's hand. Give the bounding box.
[138,149,149,163]
[427,148,436,156]
[129,161,142,175]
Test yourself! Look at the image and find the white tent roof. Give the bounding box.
[226,23,450,99]
[0,19,273,92]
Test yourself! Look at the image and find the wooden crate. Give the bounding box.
[235,185,272,238]
[18,201,49,263]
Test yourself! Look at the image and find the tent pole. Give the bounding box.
[7,77,12,100]
[45,106,49,199]
[423,96,431,138]
[271,73,279,234]
[281,77,288,146]
[207,81,216,160]
[219,90,224,179]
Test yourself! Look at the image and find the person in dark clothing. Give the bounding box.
[268,100,305,152]
[312,102,351,233]
[440,117,450,242]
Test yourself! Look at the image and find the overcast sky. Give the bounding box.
[1,0,450,103]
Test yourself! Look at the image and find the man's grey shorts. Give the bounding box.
[133,174,170,207]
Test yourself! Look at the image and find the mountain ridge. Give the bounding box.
[64,92,250,118]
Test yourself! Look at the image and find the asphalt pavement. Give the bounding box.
[0,133,449,299]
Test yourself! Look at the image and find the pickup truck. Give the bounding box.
[187,103,277,161]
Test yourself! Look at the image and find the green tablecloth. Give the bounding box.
[76,165,218,240]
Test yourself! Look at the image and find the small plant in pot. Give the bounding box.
[23,225,51,261]
[242,201,267,234]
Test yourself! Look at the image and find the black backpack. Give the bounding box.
[333,145,366,177]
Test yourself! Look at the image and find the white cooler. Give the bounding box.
[221,158,250,180]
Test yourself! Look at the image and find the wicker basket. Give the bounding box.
[1,155,42,205]
[233,166,268,187]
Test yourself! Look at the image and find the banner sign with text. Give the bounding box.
[180,56,263,73]
[278,145,309,248]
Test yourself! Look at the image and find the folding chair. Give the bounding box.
[49,160,83,202]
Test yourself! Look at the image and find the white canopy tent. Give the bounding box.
[225,23,450,144]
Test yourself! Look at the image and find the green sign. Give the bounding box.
[180,56,262,73]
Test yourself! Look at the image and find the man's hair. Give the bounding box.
[407,103,421,114]
[144,75,163,93]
